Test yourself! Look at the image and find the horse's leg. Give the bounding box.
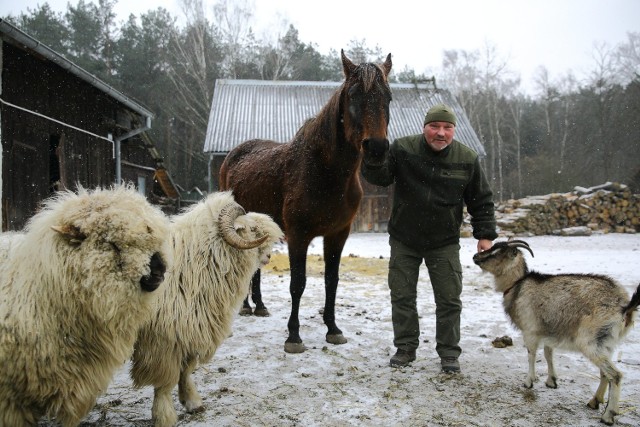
[239,270,260,316]
[322,227,350,345]
[250,269,269,316]
[284,240,309,353]
[239,296,253,316]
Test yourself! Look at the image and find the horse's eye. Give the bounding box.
[347,84,360,97]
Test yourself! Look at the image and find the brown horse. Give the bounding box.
[219,50,392,353]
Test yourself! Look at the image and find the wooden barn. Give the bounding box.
[203,79,485,232]
[0,19,179,231]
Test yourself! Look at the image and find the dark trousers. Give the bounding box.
[388,236,463,358]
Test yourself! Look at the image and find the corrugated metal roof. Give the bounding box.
[204,79,485,157]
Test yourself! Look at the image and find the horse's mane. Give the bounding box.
[357,62,386,92]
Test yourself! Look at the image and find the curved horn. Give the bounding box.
[218,203,269,250]
[506,240,534,258]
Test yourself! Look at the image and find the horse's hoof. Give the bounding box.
[284,342,307,353]
[253,307,270,317]
[239,307,253,316]
[326,333,347,345]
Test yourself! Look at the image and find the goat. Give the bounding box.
[472,239,639,426]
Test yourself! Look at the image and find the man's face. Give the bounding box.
[423,121,455,151]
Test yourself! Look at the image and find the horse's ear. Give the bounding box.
[382,53,392,76]
[341,49,357,77]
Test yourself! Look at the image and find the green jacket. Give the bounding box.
[362,134,498,251]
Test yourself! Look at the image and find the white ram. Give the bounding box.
[130,191,283,427]
[0,185,171,426]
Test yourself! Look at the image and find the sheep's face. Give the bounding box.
[243,212,285,266]
[44,187,172,320]
[139,252,167,292]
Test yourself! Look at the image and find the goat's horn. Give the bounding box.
[507,240,534,257]
[218,203,269,250]
[507,238,530,246]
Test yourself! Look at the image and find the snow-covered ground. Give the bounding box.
[70,233,639,426]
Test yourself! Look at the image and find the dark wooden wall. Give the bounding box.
[1,41,154,231]
[121,138,157,194]
[353,179,393,232]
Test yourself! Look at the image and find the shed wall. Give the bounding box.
[1,42,144,230]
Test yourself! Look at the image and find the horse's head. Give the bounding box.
[340,50,392,168]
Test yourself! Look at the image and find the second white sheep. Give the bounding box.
[130,191,283,427]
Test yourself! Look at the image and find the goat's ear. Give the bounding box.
[51,224,87,245]
[509,248,519,258]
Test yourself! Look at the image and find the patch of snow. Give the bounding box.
[69,233,640,426]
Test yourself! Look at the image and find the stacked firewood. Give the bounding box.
[490,183,639,236]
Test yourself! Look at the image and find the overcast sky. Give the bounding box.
[2,0,639,93]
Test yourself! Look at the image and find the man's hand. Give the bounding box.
[477,239,492,253]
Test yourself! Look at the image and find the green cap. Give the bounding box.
[423,104,457,126]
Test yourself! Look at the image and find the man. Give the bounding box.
[361,104,497,373]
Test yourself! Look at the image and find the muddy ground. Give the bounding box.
[39,235,640,426]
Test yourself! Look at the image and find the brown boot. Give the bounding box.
[390,349,416,367]
[441,356,460,373]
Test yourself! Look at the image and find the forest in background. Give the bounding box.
[3,0,639,200]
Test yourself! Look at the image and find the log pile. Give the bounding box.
[492,182,639,236]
